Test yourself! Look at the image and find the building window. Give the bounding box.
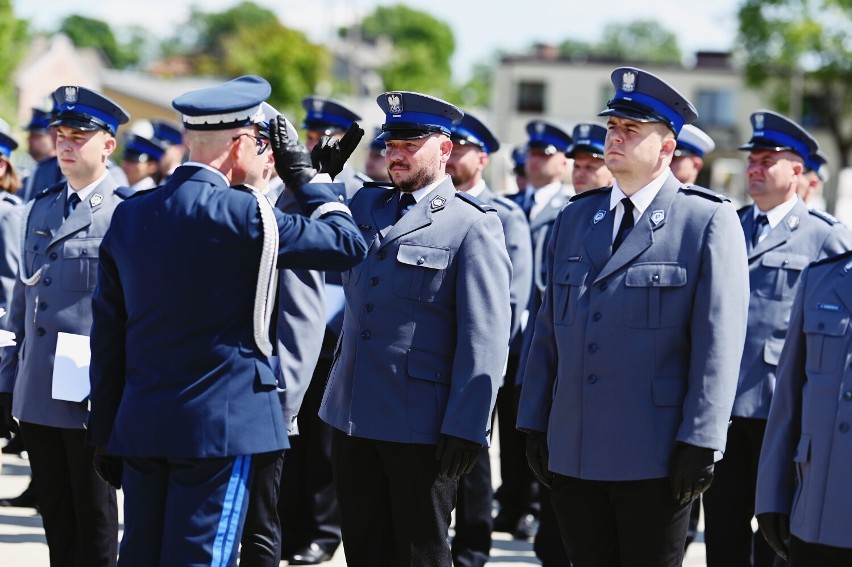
[517,81,546,113]
[696,89,735,127]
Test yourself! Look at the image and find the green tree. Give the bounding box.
[0,0,28,117]
[359,4,456,99]
[60,15,133,68]
[596,20,682,64]
[738,0,852,212]
[183,1,276,65]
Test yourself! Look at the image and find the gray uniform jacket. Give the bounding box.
[319,177,512,445]
[0,176,124,428]
[0,193,22,329]
[756,251,852,548]
[517,173,750,481]
[735,201,852,419]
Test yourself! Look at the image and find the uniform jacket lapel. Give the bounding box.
[583,195,616,275]
[373,191,398,241]
[50,176,119,247]
[834,271,852,314]
[378,178,455,251]
[747,199,807,260]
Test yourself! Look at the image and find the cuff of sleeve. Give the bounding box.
[310,202,352,220]
[310,173,333,184]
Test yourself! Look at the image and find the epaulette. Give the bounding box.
[117,185,160,200]
[737,205,751,216]
[456,191,496,213]
[809,249,852,268]
[34,181,65,200]
[808,208,840,225]
[361,181,395,190]
[1,193,22,206]
[489,194,521,212]
[569,186,611,202]
[680,184,730,203]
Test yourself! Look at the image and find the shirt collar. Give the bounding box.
[465,179,487,199]
[67,170,109,203]
[754,195,799,229]
[527,181,563,204]
[183,161,230,186]
[405,175,449,203]
[609,169,671,215]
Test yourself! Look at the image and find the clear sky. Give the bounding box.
[15,0,742,80]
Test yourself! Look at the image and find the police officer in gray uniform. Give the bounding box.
[756,250,852,566]
[517,67,750,567]
[702,110,852,567]
[0,85,130,567]
[446,110,532,567]
[319,91,511,566]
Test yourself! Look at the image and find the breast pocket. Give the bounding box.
[624,262,687,328]
[60,238,101,292]
[552,261,589,326]
[393,243,450,301]
[804,310,849,374]
[755,252,810,300]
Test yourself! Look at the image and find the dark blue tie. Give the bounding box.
[65,192,81,219]
[612,197,634,253]
[397,192,416,222]
[752,214,768,247]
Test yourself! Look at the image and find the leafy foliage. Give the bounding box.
[0,0,28,118]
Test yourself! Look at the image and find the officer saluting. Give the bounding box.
[0,85,130,567]
[87,75,367,566]
[319,91,511,566]
[517,67,750,566]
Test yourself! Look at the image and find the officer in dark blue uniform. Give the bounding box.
[364,127,390,182]
[149,119,185,183]
[798,147,827,207]
[120,133,165,192]
[87,75,368,567]
[18,106,61,202]
[446,111,533,567]
[702,110,852,567]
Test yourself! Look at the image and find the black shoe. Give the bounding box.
[287,543,333,565]
[512,513,539,540]
[0,484,38,509]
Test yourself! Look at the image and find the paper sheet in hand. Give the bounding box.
[51,332,91,402]
[0,330,16,347]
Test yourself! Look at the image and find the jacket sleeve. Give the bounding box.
[503,206,533,342]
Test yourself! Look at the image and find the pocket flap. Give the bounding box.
[652,377,686,407]
[625,263,686,288]
[397,244,450,270]
[803,311,849,336]
[62,238,100,259]
[553,262,588,286]
[762,251,810,270]
[407,349,451,384]
[794,434,811,464]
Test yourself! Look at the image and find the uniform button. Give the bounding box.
[651,274,660,284]
[43,277,51,286]
[416,257,425,265]
[588,343,598,353]
[592,312,602,322]
[39,302,47,311]
[36,327,46,337]
[33,244,39,251]
[587,375,598,384]
[817,322,825,330]
[360,331,371,340]
[377,251,386,260]
[782,259,789,266]
[843,391,852,401]
[365,304,374,312]
[81,249,88,256]
[840,422,850,433]
[599,282,607,291]
[369,277,379,286]
[49,252,57,260]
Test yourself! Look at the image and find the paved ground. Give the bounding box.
[0,443,708,566]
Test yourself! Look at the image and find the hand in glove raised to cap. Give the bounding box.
[435,434,481,478]
[93,446,123,490]
[669,442,715,505]
[525,431,553,488]
[269,115,317,190]
[0,392,18,439]
[310,123,365,179]
[757,512,790,561]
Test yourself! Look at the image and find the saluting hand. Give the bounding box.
[269,115,317,190]
[310,123,366,179]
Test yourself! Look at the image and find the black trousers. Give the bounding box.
[452,445,492,567]
[21,421,118,567]
[277,353,341,557]
[535,483,572,567]
[331,430,457,567]
[790,536,852,567]
[703,417,776,567]
[550,474,691,567]
[239,450,285,566]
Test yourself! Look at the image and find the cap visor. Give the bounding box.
[377,129,433,141]
[737,140,795,153]
[597,107,658,123]
[50,117,102,132]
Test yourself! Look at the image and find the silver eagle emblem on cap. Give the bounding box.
[64,86,78,104]
[90,193,103,207]
[754,113,765,129]
[650,209,665,226]
[579,124,591,138]
[593,210,606,224]
[534,121,545,135]
[387,93,403,115]
[622,71,636,93]
[312,99,324,113]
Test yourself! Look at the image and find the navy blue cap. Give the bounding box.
[675,124,715,158]
[26,108,54,132]
[598,67,697,135]
[123,134,166,163]
[805,148,828,174]
[369,127,385,153]
[376,91,462,140]
[51,86,130,136]
[525,120,572,154]
[0,132,18,158]
[451,111,500,154]
[301,96,361,133]
[172,75,270,131]
[738,110,817,161]
[512,146,527,168]
[151,119,183,146]
[567,122,606,158]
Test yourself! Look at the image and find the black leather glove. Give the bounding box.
[525,431,553,488]
[310,123,365,179]
[93,446,123,490]
[669,442,715,505]
[0,392,18,439]
[757,512,790,561]
[435,434,481,478]
[269,115,317,190]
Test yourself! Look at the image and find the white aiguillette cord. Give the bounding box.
[249,187,279,357]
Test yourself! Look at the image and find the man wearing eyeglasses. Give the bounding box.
[87,75,368,566]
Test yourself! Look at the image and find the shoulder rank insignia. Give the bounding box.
[650,210,665,226]
[430,195,446,210]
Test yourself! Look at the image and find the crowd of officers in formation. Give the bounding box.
[0,63,849,567]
